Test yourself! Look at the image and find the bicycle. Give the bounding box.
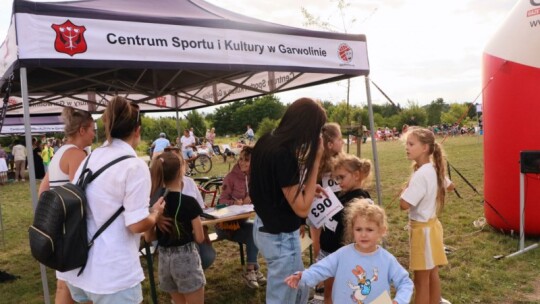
[186,152,213,176]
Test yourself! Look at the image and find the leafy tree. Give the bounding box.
[256,117,280,138]
[464,102,478,119]
[185,110,206,138]
[398,102,427,127]
[233,95,285,134]
[384,114,401,129]
[212,101,245,135]
[424,98,449,126]
[373,113,385,128]
[375,103,401,117]
[328,101,350,126]
[441,103,469,126]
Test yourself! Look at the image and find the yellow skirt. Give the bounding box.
[409,218,448,271]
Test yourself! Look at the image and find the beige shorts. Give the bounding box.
[409,218,448,271]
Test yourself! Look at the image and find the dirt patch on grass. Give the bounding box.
[522,277,540,302]
[502,276,540,304]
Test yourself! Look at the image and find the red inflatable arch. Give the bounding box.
[483,0,540,235]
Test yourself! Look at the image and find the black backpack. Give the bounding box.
[28,154,134,274]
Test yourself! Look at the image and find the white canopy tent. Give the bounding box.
[0,0,382,302]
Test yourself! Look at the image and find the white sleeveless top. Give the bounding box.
[48,144,79,189]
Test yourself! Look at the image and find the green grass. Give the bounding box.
[1,135,539,303]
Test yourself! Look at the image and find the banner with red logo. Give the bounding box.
[16,13,368,72]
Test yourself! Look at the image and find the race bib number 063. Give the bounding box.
[307,187,343,228]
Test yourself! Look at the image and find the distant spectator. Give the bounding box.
[180,129,197,161]
[206,128,216,157]
[32,138,45,180]
[151,132,171,160]
[245,125,254,144]
[0,144,7,184]
[52,138,61,153]
[41,142,54,173]
[12,140,27,182]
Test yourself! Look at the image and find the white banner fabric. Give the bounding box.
[16,13,368,72]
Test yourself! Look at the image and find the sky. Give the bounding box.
[0,0,518,110]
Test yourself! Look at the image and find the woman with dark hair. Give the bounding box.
[31,137,45,180]
[62,96,165,303]
[38,107,95,304]
[216,146,265,289]
[250,97,327,304]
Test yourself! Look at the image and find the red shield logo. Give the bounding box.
[51,20,87,57]
[338,43,353,63]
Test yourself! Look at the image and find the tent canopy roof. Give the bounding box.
[1,0,369,114]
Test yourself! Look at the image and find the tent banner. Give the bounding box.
[2,95,177,114]
[0,18,18,83]
[1,124,65,134]
[3,71,344,114]
[16,13,369,72]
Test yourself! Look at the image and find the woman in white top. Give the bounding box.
[62,96,165,303]
[38,107,95,304]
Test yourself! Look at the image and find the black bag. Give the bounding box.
[29,154,134,274]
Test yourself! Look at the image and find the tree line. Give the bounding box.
[0,96,479,147]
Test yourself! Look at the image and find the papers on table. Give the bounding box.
[203,204,254,219]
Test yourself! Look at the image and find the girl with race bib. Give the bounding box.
[285,199,413,304]
[315,153,372,303]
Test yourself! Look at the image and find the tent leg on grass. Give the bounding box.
[21,67,51,304]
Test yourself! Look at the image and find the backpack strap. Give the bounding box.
[76,154,135,276]
[88,155,135,183]
[77,155,135,188]
[77,206,125,276]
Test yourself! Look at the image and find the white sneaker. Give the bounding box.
[255,270,266,285]
[21,179,25,182]
[440,297,452,304]
[242,270,259,289]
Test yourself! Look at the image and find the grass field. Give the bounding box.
[0,135,539,303]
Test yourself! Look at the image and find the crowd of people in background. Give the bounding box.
[0,135,85,184]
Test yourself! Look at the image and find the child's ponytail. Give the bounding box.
[150,156,165,197]
[432,142,447,215]
[407,127,448,215]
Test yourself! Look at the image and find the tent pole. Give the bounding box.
[364,76,382,206]
[21,67,51,304]
[174,95,180,143]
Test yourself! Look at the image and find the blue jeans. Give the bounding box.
[253,216,308,304]
[216,220,259,268]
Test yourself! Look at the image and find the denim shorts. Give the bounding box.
[158,242,206,294]
[66,282,142,304]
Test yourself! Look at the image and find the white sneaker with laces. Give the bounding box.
[243,270,259,289]
[255,270,266,285]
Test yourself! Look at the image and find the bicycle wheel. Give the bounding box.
[193,154,212,174]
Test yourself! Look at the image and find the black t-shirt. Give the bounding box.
[319,188,371,253]
[250,145,302,233]
[152,190,203,247]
